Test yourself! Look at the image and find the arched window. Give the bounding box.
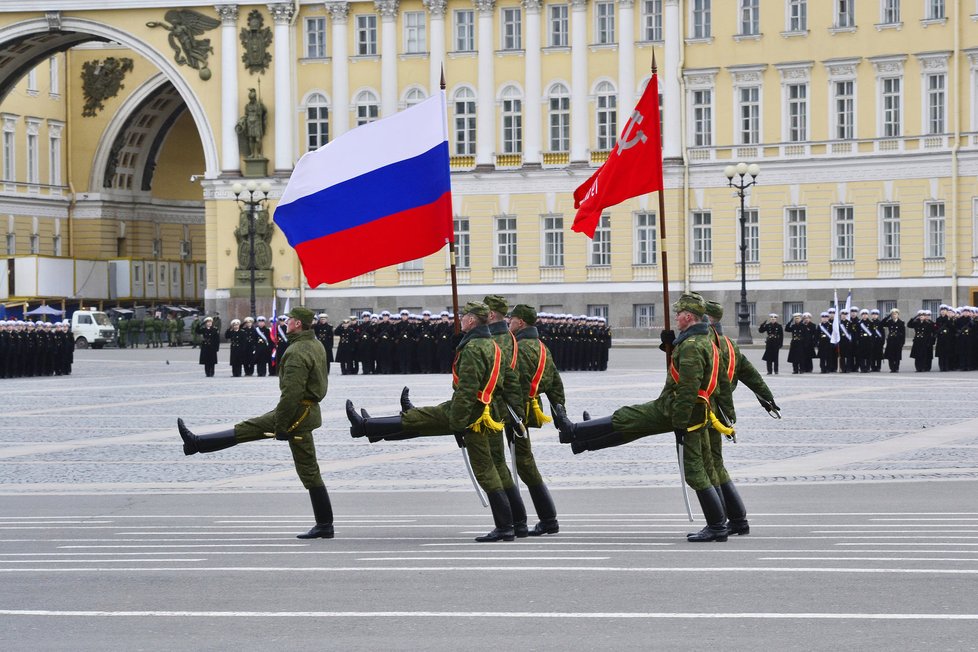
[404,87,427,108]
[500,85,522,154]
[355,90,379,126]
[453,88,476,156]
[595,81,617,151]
[548,83,570,152]
[306,92,329,151]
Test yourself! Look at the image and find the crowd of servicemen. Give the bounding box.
[0,319,74,378]
[333,309,610,376]
[757,304,978,375]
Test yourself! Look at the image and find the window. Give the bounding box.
[926,73,946,135]
[495,215,517,268]
[356,14,378,55]
[542,215,564,267]
[642,0,662,41]
[922,299,942,314]
[49,56,58,95]
[834,80,855,140]
[595,1,615,44]
[833,206,854,260]
[502,7,522,50]
[48,128,62,186]
[590,215,611,266]
[595,82,617,151]
[692,211,712,264]
[355,90,379,126]
[587,305,609,319]
[882,0,900,24]
[501,86,522,155]
[399,257,424,271]
[147,262,156,286]
[925,202,945,258]
[404,87,426,108]
[739,208,759,263]
[26,128,38,185]
[634,304,656,328]
[735,302,757,327]
[53,234,62,256]
[877,299,897,314]
[2,127,13,182]
[783,301,803,323]
[691,0,711,39]
[549,4,569,46]
[306,93,329,151]
[29,233,39,254]
[455,9,475,51]
[880,204,901,259]
[453,88,476,155]
[787,0,807,32]
[634,211,657,265]
[453,217,470,268]
[882,77,901,137]
[787,83,808,142]
[786,208,807,262]
[548,83,570,152]
[692,89,712,147]
[404,11,426,54]
[305,17,326,58]
[738,86,760,145]
[26,69,37,94]
[740,0,759,35]
[927,0,945,20]
[5,232,13,255]
[836,0,855,27]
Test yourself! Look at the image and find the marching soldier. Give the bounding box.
[196,316,220,377]
[346,301,524,542]
[908,309,936,372]
[758,313,783,375]
[178,307,334,540]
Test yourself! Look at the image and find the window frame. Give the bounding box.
[833,205,855,261]
[355,14,378,56]
[785,207,808,262]
[305,16,327,58]
[691,210,712,264]
[495,215,518,268]
[541,214,565,268]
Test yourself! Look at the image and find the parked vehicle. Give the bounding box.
[71,309,116,349]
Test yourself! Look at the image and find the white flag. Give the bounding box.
[830,289,841,344]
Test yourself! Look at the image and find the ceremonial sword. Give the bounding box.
[504,402,527,488]
[675,433,694,522]
[454,433,488,508]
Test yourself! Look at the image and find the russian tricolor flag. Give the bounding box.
[274,93,453,286]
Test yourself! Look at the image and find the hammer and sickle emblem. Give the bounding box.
[616,110,648,155]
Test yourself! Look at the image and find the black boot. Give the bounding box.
[506,485,528,538]
[571,431,625,455]
[527,483,559,535]
[297,485,334,539]
[720,481,749,535]
[400,386,415,413]
[475,490,515,542]
[552,404,615,444]
[177,418,237,456]
[347,400,404,440]
[687,488,728,542]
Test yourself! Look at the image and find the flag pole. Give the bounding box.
[440,67,461,336]
[652,53,672,363]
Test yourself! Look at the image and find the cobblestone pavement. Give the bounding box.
[2,344,976,494]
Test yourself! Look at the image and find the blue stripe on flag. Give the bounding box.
[274,142,450,247]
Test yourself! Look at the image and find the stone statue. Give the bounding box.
[81,57,134,117]
[240,10,273,75]
[146,9,220,80]
[234,207,273,271]
[235,87,268,159]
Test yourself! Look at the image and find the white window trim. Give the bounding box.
[540,213,565,268]
[776,62,813,143]
[729,65,766,146]
[304,16,327,59]
[878,203,901,260]
[500,6,523,51]
[825,58,859,141]
[917,52,950,135]
[633,211,657,265]
[684,69,718,148]
[784,207,808,263]
[924,200,946,259]
[831,204,855,261]
[495,214,518,268]
[403,11,427,55]
[869,55,906,139]
[688,0,713,41]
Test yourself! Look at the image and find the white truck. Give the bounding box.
[71,309,116,349]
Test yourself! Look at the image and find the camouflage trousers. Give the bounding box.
[402,401,515,494]
[234,410,324,490]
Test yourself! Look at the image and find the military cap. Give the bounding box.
[768,313,778,318]
[461,301,489,319]
[859,309,870,315]
[381,310,391,317]
[257,316,266,321]
[287,306,315,327]
[317,313,328,320]
[399,309,409,315]
[672,292,706,316]
[278,315,288,321]
[440,310,450,317]
[422,310,431,316]
[820,311,829,318]
[203,316,214,323]
[509,304,537,324]
[870,309,880,315]
[231,318,241,326]
[704,300,723,319]
[483,294,509,314]
[244,316,254,323]
[361,311,371,317]
[890,308,900,315]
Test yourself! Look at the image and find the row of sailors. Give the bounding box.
[759,305,978,374]
[332,310,611,375]
[0,320,74,378]
[197,314,335,377]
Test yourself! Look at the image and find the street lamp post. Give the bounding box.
[231,180,272,319]
[724,162,760,346]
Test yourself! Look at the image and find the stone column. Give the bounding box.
[663,0,681,159]
[523,0,542,166]
[570,0,588,163]
[327,2,350,138]
[216,5,239,172]
[475,0,496,167]
[424,0,448,94]
[269,3,295,173]
[376,0,400,116]
[617,0,635,131]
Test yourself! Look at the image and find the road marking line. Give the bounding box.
[355,557,612,561]
[760,557,978,562]
[0,566,976,574]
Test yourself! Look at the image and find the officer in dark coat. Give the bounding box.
[253,316,272,376]
[375,311,395,374]
[815,312,835,373]
[240,317,258,376]
[272,315,290,376]
[335,318,356,374]
[784,313,807,374]
[197,316,220,377]
[880,308,906,372]
[758,313,783,374]
[955,307,973,370]
[855,309,875,372]
[837,310,853,372]
[435,311,454,373]
[935,305,956,371]
[869,309,885,371]
[225,319,247,377]
[416,311,436,373]
[908,309,936,372]
[313,314,334,372]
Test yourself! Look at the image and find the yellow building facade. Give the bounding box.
[1,1,977,331]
